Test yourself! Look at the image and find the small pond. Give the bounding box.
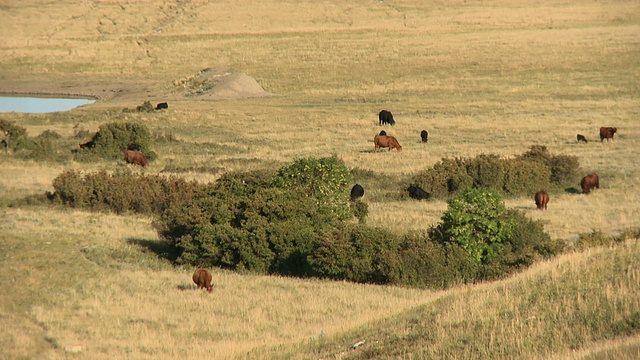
[0,96,96,113]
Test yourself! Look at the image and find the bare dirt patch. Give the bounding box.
[0,66,271,103]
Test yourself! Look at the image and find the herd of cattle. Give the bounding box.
[76,106,617,213]
[364,110,617,210]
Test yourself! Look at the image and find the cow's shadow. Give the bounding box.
[178,284,198,291]
[127,238,180,263]
[565,187,582,194]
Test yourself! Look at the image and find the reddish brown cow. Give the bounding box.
[534,190,549,210]
[581,173,599,194]
[599,127,617,142]
[192,268,213,293]
[124,150,149,167]
[374,135,402,152]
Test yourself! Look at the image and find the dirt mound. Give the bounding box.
[0,66,271,103]
[172,67,271,100]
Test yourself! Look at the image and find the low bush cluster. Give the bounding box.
[412,145,580,198]
[49,169,207,215]
[48,156,562,289]
[76,121,157,162]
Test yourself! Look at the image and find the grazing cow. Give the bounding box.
[79,141,93,149]
[124,149,149,167]
[379,110,395,126]
[156,102,168,110]
[374,135,402,152]
[420,130,428,143]
[581,173,599,194]
[350,184,365,201]
[407,185,429,200]
[378,130,387,136]
[599,127,617,142]
[534,190,549,210]
[577,134,588,143]
[192,268,213,293]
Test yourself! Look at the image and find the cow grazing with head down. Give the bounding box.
[378,130,387,136]
[379,110,395,126]
[156,102,168,110]
[192,268,213,293]
[420,130,428,143]
[408,185,429,200]
[581,173,599,194]
[374,135,402,152]
[600,127,617,142]
[534,190,549,210]
[124,149,149,167]
[350,184,365,201]
[577,134,588,143]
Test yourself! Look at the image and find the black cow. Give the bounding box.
[156,102,168,110]
[378,130,387,136]
[379,110,395,126]
[577,134,588,143]
[420,130,428,143]
[407,185,429,200]
[350,184,365,201]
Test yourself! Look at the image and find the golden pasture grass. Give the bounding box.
[1,0,639,358]
[0,207,431,360]
[269,240,640,359]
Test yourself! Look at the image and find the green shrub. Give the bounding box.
[308,224,400,284]
[466,154,505,191]
[549,154,581,186]
[411,146,580,199]
[272,155,353,220]
[503,158,551,196]
[0,119,31,152]
[158,157,360,275]
[81,122,156,162]
[49,169,205,215]
[387,232,453,289]
[351,200,369,223]
[413,157,471,198]
[481,209,562,279]
[430,188,515,264]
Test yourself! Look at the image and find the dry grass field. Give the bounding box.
[1,0,639,359]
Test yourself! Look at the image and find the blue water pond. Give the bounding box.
[0,96,96,113]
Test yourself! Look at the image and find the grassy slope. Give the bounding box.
[1,0,639,358]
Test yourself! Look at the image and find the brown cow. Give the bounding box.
[124,149,149,167]
[599,127,617,142]
[534,190,549,210]
[192,268,213,293]
[374,135,402,152]
[576,134,587,143]
[581,173,599,194]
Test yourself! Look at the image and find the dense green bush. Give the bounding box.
[479,209,563,279]
[309,224,400,283]
[429,188,562,282]
[411,146,580,198]
[78,121,157,162]
[430,188,515,264]
[503,158,551,196]
[158,156,361,275]
[413,157,472,198]
[48,155,561,288]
